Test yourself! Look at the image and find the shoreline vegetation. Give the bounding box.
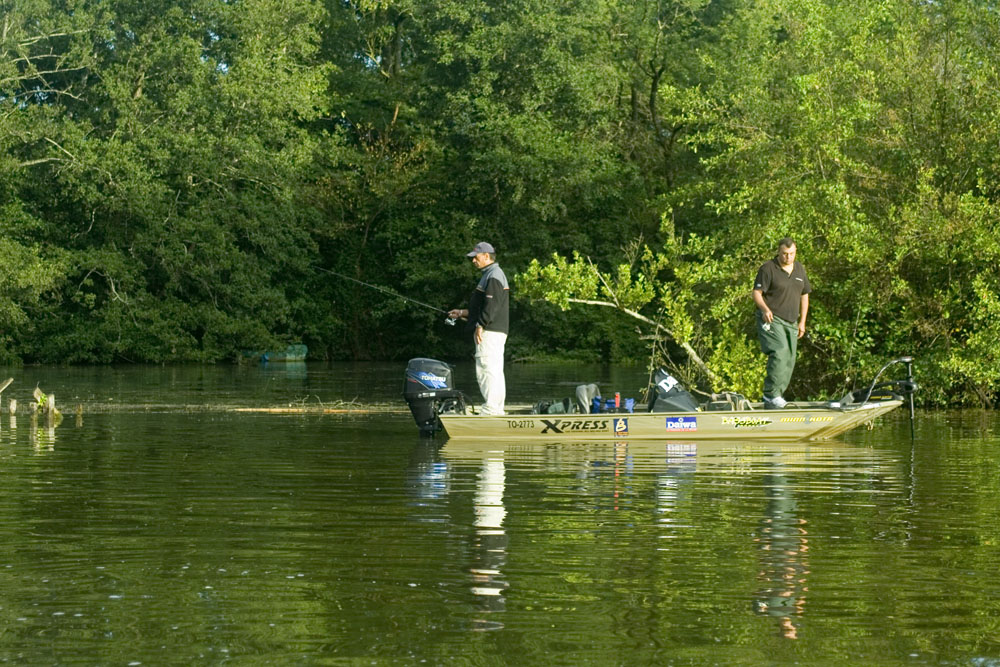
[3,2,1000,407]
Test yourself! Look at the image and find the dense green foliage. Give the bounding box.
[2,0,999,405]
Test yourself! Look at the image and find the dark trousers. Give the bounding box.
[757,312,798,399]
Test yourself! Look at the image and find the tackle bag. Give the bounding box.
[648,369,699,412]
[533,397,575,414]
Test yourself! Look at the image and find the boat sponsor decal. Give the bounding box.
[721,416,773,429]
[539,418,611,434]
[665,416,698,432]
[779,415,835,423]
[613,418,629,436]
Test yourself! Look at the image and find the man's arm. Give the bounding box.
[752,289,773,323]
[798,293,809,338]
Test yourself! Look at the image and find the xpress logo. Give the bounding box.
[540,418,610,434]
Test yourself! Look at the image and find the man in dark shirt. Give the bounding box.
[752,238,812,409]
[448,242,510,415]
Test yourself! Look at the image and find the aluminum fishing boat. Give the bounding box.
[403,357,916,442]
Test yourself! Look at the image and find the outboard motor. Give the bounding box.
[404,358,466,436]
[648,368,700,412]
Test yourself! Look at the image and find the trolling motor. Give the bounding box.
[853,356,918,404]
[841,356,918,437]
[403,358,466,436]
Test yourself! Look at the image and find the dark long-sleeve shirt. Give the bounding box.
[468,262,509,335]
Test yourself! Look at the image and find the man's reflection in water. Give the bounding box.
[753,472,809,639]
[470,456,508,630]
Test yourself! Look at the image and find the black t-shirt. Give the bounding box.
[754,258,812,323]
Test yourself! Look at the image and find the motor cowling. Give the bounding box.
[404,358,466,436]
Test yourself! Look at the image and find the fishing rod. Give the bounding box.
[315,265,459,326]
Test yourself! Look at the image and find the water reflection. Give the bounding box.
[407,441,511,630]
[258,360,308,380]
[753,469,809,639]
[657,443,697,527]
[470,456,508,630]
[34,411,64,450]
[439,438,900,643]
[409,443,450,507]
[4,363,999,664]
[0,412,59,451]
[609,442,631,512]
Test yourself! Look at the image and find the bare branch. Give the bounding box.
[44,136,77,160]
[2,64,90,79]
[3,87,87,102]
[16,29,89,48]
[567,297,719,384]
[14,156,64,168]
[586,256,620,307]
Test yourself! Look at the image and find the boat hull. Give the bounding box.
[438,400,903,441]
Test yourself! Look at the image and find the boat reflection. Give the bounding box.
[656,443,697,527]
[439,438,882,470]
[437,438,891,638]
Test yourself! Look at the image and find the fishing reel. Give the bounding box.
[444,317,457,326]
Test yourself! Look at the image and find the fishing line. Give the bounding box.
[314,265,458,325]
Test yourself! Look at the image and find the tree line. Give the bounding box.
[2,0,999,406]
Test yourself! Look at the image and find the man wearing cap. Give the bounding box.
[448,242,510,415]
[752,237,811,409]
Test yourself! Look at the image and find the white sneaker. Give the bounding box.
[764,395,787,409]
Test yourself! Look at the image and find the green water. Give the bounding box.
[0,363,997,664]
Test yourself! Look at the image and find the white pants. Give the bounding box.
[475,330,507,415]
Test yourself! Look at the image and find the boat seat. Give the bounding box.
[704,391,752,411]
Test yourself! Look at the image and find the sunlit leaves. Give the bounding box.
[517,252,600,311]
[945,274,1000,406]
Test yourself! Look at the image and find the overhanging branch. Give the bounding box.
[567,297,719,384]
